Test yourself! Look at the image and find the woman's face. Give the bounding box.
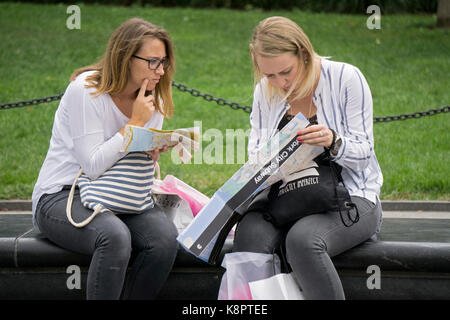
[129,37,167,92]
[256,52,301,93]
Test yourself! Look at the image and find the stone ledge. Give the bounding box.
[1,199,450,212]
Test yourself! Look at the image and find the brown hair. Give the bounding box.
[70,17,175,118]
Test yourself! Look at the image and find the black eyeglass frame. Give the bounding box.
[132,54,168,70]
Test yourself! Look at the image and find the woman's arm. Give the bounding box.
[66,82,124,180]
[297,66,374,172]
[66,78,158,179]
[333,66,374,172]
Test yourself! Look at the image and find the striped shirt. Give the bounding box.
[248,58,383,206]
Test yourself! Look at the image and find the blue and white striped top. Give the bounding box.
[248,58,383,206]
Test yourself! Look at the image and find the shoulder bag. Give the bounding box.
[66,152,155,227]
[266,150,359,227]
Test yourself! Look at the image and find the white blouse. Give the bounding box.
[248,58,383,206]
[32,71,164,228]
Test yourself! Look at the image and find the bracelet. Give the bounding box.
[328,129,336,150]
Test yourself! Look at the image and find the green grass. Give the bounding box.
[0,2,449,200]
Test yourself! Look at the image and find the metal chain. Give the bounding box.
[0,94,64,110]
[1,82,448,123]
[172,82,449,123]
[373,106,450,123]
[171,81,252,113]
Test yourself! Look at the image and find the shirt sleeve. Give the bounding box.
[247,83,263,160]
[333,66,374,172]
[65,80,124,180]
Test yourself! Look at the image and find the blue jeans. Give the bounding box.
[233,195,382,300]
[35,187,178,300]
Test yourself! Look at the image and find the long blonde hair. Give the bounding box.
[70,17,175,118]
[250,16,320,102]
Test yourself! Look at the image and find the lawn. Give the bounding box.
[0,2,449,200]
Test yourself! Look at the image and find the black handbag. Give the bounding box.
[266,150,359,227]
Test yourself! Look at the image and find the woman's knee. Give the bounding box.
[285,217,326,255]
[233,211,283,254]
[153,224,178,255]
[135,212,179,258]
[96,216,132,259]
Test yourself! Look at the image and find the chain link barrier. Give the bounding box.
[1,81,448,123]
[0,93,64,110]
[171,82,252,113]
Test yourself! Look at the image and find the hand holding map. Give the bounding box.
[121,125,200,163]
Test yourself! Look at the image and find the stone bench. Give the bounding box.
[1,214,450,300]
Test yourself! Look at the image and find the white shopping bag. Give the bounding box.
[249,272,305,300]
[218,252,281,300]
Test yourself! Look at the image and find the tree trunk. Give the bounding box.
[437,0,450,28]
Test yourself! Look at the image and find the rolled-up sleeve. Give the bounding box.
[334,66,374,172]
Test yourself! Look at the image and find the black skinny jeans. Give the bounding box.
[35,187,179,300]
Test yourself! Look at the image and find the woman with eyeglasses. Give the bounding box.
[32,18,178,299]
[233,16,383,300]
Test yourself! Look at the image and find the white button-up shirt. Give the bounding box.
[248,58,383,205]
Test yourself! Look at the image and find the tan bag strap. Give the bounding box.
[66,168,103,228]
[155,161,161,180]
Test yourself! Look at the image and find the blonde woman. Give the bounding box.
[233,16,383,300]
[32,18,178,299]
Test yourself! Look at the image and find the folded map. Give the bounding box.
[121,125,200,163]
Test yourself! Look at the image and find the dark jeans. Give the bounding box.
[233,195,382,300]
[35,188,179,300]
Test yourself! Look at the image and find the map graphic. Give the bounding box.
[121,125,200,153]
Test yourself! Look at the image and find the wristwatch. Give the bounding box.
[329,129,342,156]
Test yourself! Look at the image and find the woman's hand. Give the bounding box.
[146,145,169,162]
[129,78,155,127]
[297,124,333,148]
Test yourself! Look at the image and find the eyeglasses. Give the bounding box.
[132,54,168,70]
